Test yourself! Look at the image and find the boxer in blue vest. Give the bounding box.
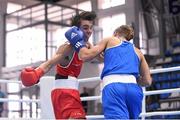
[66,25,152,119]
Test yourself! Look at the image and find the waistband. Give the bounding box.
[102,74,137,88]
[53,76,79,90]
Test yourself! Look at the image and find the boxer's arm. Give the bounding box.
[21,42,73,87]
[86,42,93,49]
[136,48,152,86]
[85,42,104,62]
[39,42,72,73]
[79,38,108,61]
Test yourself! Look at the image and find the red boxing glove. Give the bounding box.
[20,67,44,87]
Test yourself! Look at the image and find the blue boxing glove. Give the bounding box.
[65,26,86,52]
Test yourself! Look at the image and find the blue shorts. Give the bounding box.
[102,83,143,119]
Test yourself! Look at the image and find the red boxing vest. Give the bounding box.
[56,52,83,78]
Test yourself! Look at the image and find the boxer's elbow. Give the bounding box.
[138,75,152,86]
[144,76,152,86]
[146,80,152,86]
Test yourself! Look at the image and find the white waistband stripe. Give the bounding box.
[102,74,137,88]
[53,79,79,90]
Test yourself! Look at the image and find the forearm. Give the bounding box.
[139,54,152,86]
[38,52,65,73]
[38,61,53,73]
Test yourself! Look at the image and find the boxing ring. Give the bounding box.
[0,66,180,119]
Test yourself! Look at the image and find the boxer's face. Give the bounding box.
[80,20,93,41]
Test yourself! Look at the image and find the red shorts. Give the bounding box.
[51,88,86,119]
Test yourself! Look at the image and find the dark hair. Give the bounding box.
[71,11,97,27]
[114,25,134,41]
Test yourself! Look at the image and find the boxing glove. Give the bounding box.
[65,26,86,52]
[20,67,44,87]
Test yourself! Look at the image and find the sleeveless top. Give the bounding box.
[101,41,140,79]
[56,52,83,78]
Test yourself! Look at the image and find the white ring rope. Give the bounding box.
[0,79,21,83]
[144,88,180,96]
[0,66,179,119]
[81,96,101,101]
[150,66,180,74]
[140,111,180,117]
[0,79,40,103]
[86,110,180,119]
[0,98,40,103]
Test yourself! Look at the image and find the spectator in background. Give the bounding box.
[80,87,89,113]
[0,86,5,117]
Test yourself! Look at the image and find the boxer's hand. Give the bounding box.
[20,67,44,87]
[65,26,86,52]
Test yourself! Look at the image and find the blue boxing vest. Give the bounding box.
[101,41,140,79]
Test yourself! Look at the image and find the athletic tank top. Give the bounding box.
[101,41,140,79]
[56,52,83,78]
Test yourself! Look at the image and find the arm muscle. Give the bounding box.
[79,38,108,61]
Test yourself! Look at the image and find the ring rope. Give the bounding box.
[0,98,40,103]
